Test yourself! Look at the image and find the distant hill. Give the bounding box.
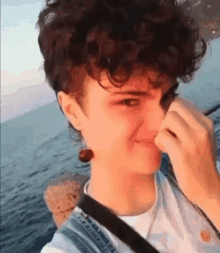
[1,80,56,123]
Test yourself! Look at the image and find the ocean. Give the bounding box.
[1,38,220,253]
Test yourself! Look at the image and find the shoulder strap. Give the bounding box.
[77,193,160,253]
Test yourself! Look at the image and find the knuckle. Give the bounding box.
[208,118,214,128]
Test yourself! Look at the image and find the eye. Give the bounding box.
[117,91,180,108]
[119,99,140,107]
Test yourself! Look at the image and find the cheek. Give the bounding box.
[88,103,140,145]
[105,114,140,144]
[93,116,136,144]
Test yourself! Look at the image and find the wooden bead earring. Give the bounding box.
[79,138,94,163]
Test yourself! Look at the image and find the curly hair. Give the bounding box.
[35,0,208,145]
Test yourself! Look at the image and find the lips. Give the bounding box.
[136,140,155,146]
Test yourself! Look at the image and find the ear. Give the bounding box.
[58,91,83,131]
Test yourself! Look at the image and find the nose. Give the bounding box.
[149,102,168,130]
[137,100,168,138]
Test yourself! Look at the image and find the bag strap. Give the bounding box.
[77,193,160,253]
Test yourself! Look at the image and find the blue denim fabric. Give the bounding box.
[57,211,120,253]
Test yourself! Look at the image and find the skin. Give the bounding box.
[58,63,178,216]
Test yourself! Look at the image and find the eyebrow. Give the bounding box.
[111,82,180,96]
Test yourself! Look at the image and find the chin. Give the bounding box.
[130,154,162,174]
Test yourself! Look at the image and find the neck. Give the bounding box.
[87,162,158,216]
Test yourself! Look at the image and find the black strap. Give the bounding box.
[77,193,160,253]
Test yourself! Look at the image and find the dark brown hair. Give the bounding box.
[35,0,208,144]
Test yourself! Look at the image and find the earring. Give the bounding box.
[78,139,94,163]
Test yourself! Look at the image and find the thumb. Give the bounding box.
[154,134,167,153]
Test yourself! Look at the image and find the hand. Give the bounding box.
[154,97,220,207]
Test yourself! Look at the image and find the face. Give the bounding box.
[60,64,179,175]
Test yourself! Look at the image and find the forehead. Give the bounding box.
[82,63,175,99]
[100,64,174,93]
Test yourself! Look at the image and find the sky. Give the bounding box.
[1,0,58,122]
[1,0,46,95]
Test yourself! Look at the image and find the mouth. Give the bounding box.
[136,140,156,146]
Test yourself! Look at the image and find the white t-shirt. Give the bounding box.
[41,167,220,253]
